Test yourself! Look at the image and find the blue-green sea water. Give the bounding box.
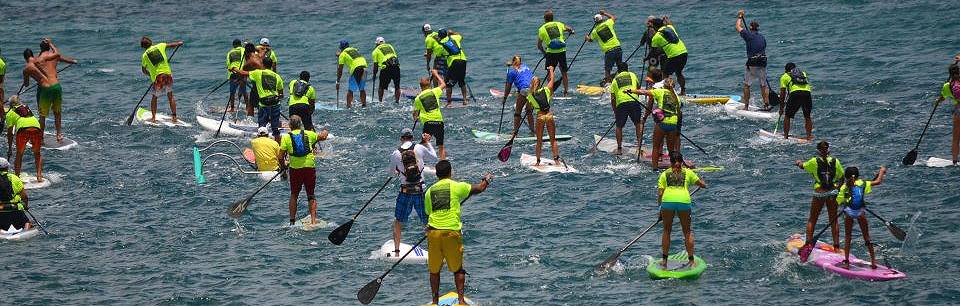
[1,1,958,305]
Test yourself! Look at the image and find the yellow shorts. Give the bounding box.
[427,229,463,273]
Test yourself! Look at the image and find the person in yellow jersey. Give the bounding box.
[23,38,77,142]
[779,62,814,140]
[413,69,448,160]
[251,127,280,172]
[656,151,707,268]
[371,36,401,104]
[4,96,43,182]
[537,9,574,96]
[794,141,844,253]
[648,17,688,96]
[335,40,368,108]
[436,29,469,106]
[280,115,328,226]
[257,38,278,72]
[288,71,316,131]
[935,63,960,165]
[836,165,886,270]
[0,157,31,231]
[625,78,683,169]
[140,36,183,123]
[226,39,246,113]
[528,66,562,166]
[237,57,283,141]
[609,62,644,155]
[422,24,447,86]
[585,10,621,84]
[424,160,492,306]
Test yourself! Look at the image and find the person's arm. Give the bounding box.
[469,173,494,195]
[335,61,343,92]
[424,49,433,72]
[416,138,438,162]
[870,166,887,186]
[794,159,805,169]
[696,179,707,189]
[657,188,664,205]
[600,9,615,22]
[388,151,402,175]
[19,190,27,210]
[610,85,617,112]
[308,87,316,107]
[431,69,446,90]
[21,68,30,88]
[371,49,380,77]
[545,66,555,90]
[412,109,419,122]
[316,129,329,141]
[166,41,184,48]
[502,81,513,105]
[537,38,545,54]
[565,24,575,34]
[736,10,745,32]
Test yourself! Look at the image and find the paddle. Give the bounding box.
[623,25,651,64]
[328,176,395,245]
[20,64,75,95]
[625,94,710,155]
[25,209,49,235]
[587,121,616,156]
[227,167,286,218]
[532,55,545,72]
[497,110,531,162]
[465,80,478,105]
[902,98,941,165]
[798,212,843,262]
[864,206,907,241]
[595,215,662,273]
[635,48,649,164]
[125,45,181,125]
[566,23,597,72]
[204,79,233,138]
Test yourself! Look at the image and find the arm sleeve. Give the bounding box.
[686,169,701,186]
[416,143,438,163]
[388,151,402,175]
[779,73,790,90]
[657,172,666,189]
[506,69,516,84]
[802,158,817,176]
[739,29,749,41]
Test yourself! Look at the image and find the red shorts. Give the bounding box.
[152,74,174,97]
[289,167,316,199]
[16,128,42,152]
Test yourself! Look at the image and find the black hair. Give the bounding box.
[950,64,959,81]
[650,18,664,29]
[243,43,256,57]
[263,57,273,67]
[785,62,796,72]
[817,141,829,151]
[843,166,859,179]
[544,10,554,22]
[39,40,50,52]
[22,48,33,60]
[616,61,628,73]
[140,36,152,49]
[232,39,242,47]
[648,67,664,82]
[749,20,759,31]
[299,71,310,81]
[669,151,684,165]
[436,160,452,178]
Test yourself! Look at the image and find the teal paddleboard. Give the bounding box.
[471,129,572,142]
[646,251,707,280]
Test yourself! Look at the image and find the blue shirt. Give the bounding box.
[739,29,766,58]
[505,64,533,90]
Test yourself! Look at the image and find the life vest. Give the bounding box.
[815,157,837,190]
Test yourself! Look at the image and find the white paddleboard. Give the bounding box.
[592,135,675,168]
[24,132,78,151]
[0,225,40,241]
[19,173,51,189]
[292,215,328,231]
[137,107,192,127]
[756,129,812,144]
[723,101,776,120]
[520,153,578,173]
[925,157,957,167]
[372,239,428,264]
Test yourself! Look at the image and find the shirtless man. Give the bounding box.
[22,39,77,143]
[242,42,265,116]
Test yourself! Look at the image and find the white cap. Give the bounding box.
[0,158,9,170]
[259,38,270,45]
[594,14,603,23]
[257,126,269,135]
[422,24,431,32]
[375,36,385,44]
[400,141,414,150]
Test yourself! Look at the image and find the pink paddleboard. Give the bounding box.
[786,234,905,281]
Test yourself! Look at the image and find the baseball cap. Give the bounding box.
[259,38,270,46]
[375,36,385,44]
[422,24,432,32]
[400,128,414,138]
[594,14,603,23]
[257,127,269,135]
[339,39,349,50]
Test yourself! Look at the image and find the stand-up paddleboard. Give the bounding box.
[723,101,776,120]
[472,129,572,143]
[373,239,428,264]
[196,116,296,137]
[592,135,691,169]
[577,84,607,95]
[422,292,475,306]
[314,102,341,111]
[292,215,328,231]
[683,94,741,105]
[520,153,578,173]
[398,88,465,103]
[136,107,192,127]
[924,157,957,167]
[756,129,812,144]
[24,132,78,151]
[786,234,906,281]
[19,173,50,189]
[645,251,707,280]
[490,88,510,97]
[0,225,40,241]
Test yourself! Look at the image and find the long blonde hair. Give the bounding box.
[530,76,541,93]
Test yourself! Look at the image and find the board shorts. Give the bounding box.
[744,66,768,87]
[229,74,247,95]
[427,228,464,273]
[843,206,864,218]
[395,191,426,224]
[378,62,401,90]
[785,90,812,119]
[433,56,448,77]
[658,121,678,133]
[257,103,281,136]
[151,74,173,97]
[422,121,444,145]
[16,127,42,152]
[545,51,569,73]
[446,60,467,87]
[537,111,554,122]
[349,67,366,92]
[0,210,29,230]
[37,83,63,117]
[660,202,692,212]
[289,167,316,200]
[663,53,688,76]
[248,83,259,106]
[603,47,623,74]
[615,102,643,128]
[288,103,314,130]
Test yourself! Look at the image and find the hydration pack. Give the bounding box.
[441,38,461,56]
[546,24,566,49]
[289,130,311,157]
[14,105,32,117]
[660,27,680,44]
[789,67,808,85]
[532,88,550,112]
[815,157,837,190]
[398,144,422,183]
[0,173,13,204]
[849,184,865,210]
[292,80,310,97]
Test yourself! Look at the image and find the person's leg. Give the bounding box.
[437,122,446,160]
[53,87,63,140]
[460,83,468,106]
[858,214,876,268]
[743,67,752,109]
[666,131,680,155]
[150,91,159,121]
[31,131,42,181]
[306,167,317,223]
[166,79,178,122]
[805,197,824,243]
[288,168,303,224]
[427,229,443,304]
[393,192,409,256]
[651,125,665,169]
[454,270,466,305]
[358,70,367,107]
[346,90,354,108]
[676,55,687,96]
[377,71,385,103]
[14,133,25,176]
[760,67,770,109]
[843,214,853,268]
[228,78,238,111]
[244,80,254,116]
[561,53,570,96]
[525,102,535,135]
[445,86,453,105]
[547,115,559,161]
[953,113,960,163]
[393,73,401,104]
[826,198,840,249]
[660,208,675,267]
[430,272,441,304]
[679,209,695,266]
[614,106,626,154]
[801,92,813,139]
[535,114,545,164]
[512,95,524,134]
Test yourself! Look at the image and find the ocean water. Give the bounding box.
[1,0,958,305]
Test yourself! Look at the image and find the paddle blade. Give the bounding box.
[902,150,918,166]
[887,222,907,241]
[595,253,622,273]
[497,142,513,162]
[328,220,355,245]
[798,243,814,262]
[228,198,251,219]
[357,278,383,305]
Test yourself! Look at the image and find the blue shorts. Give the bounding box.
[658,122,678,132]
[660,202,692,212]
[349,69,366,92]
[257,104,282,136]
[603,47,623,74]
[395,191,427,224]
[843,206,864,218]
[229,74,247,95]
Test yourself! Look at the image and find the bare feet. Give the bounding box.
[56,132,64,143]
[613,148,622,155]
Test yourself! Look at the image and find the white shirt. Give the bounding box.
[387,141,438,185]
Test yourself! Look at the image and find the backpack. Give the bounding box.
[441,38,461,56]
[815,157,837,190]
[292,80,310,97]
[789,67,808,85]
[289,130,311,157]
[849,184,865,210]
[661,27,680,44]
[531,88,551,112]
[398,145,422,183]
[546,24,566,49]
[14,105,32,117]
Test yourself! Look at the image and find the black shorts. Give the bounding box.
[785,90,812,119]
[422,121,445,145]
[0,210,29,230]
[248,83,259,106]
[288,103,314,130]
[379,63,400,89]
[615,102,643,128]
[603,47,623,74]
[445,60,467,87]
[663,53,688,76]
[545,51,568,73]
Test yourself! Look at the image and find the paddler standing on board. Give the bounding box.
[836,166,886,269]
[656,151,706,268]
[424,160,492,306]
[585,10,622,85]
[422,24,447,87]
[23,38,77,142]
[413,69,448,160]
[503,55,535,136]
[280,115,328,226]
[226,39,246,113]
[935,63,960,165]
[609,61,645,156]
[0,157,31,231]
[386,127,436,257]
[241,42,263,117]
[4,96,43,182]
[372,36,401,104]
[736,9,770,111]
[237,57,283,142]
[139,36,183,124]
[537,9,574,96]
[529,66,563,166]
[257,38,277,72]
[648,16,688,96]
[435,28,469,107]
[624,77,683,169]
[795,141,844,253]
[335,40,368,108]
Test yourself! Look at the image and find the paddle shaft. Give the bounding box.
[808,209,843,245]
[588,121,616,155]
[125,45,181,125]
[566,23,597,72]
[864,206,906,240]
[501,109,531,149]
[210,79,234,138]
[613,216,661,258]
[625,94,709,155]
[25,209,49,235]
[349,176,395,221]
[623,26,651,63]
[229,167,286,218]
[912,98,941,150]
[636,47,649,163]
[532,55,545,72]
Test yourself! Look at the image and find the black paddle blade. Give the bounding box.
[887,222,907,241]
[328,220,354,245]
[498,142,514,162]
[357,278,383,305]
[228,198,251,219]
[595,253,622,273]
[902,150,918,166]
